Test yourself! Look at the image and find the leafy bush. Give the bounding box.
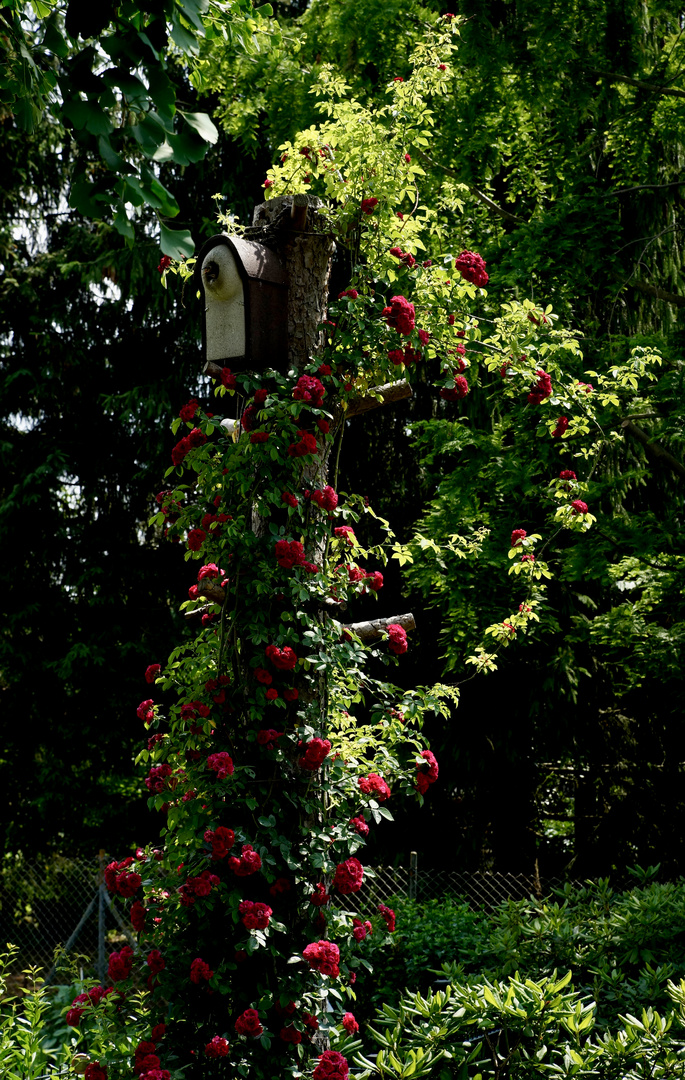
[358,878,685,1029]
[356,973,685,1080]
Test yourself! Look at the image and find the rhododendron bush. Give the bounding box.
[66,19,668,1080]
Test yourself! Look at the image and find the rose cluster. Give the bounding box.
[313,1051,349,1080]
[455,250,489,287]
[179,869,220,907]
[299,737,331,770]
[228,843,262,876]
[105,857,141,898]
[239,900,272,930]
[358,773,391,800]
[333,857,363,895]
[204,826,235,860]
[303,939,340,976]
[382,295,416,335]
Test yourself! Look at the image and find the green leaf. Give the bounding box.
[170,19,199,54]
[98,135,135,174]
[113,210,135,239]
[147,67,176,117]
[181,110,219,144]
[102,67,148,99]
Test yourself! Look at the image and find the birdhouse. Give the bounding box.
[195,233,288,374]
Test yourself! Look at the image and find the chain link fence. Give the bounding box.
[0,852,632,978]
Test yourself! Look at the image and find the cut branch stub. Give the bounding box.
[346,380,412,418]
[343,612,416,642]
[197,581,227,603]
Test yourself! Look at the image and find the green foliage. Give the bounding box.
[356,973,685,1080]
[0,0,277,244]
[359,879,685,1033]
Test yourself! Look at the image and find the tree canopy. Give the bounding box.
[1,0,684,878]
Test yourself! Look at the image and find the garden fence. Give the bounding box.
[0,852,632,981]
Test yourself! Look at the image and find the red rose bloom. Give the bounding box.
[235,1009,263,1037]
[204,826,235,859]
[387,624,408,655]
[207,752,234,779]
[510,528,527,546]
[303,940,340,977]
[190,958,214,984]
[310,883,330,906]
[147,949,165,977]
[228,844,262,876]
[239,900,272,930]
[313,1051,349,1080]
[378,903,396,932]
[311,486,338,512]
[342,1013,359,1035]
[265,644,298,670]
[352,917,372,942]
[205,1036,229,1058]
[137,699,155,724]
[107,945,133,982]
[364,570,383,591]
[269,877,291,898]
[274,539,306,569]
[528,369,552,404]
[293,375,326,407]
[299,737,331,770]
[280,1025,302,1044]
[283,687,298,702]
[361,197,378,214]
[130,900,146,931]
[257,728,282,749]
[187,528,206,552]
[179,399,198,422]
[84,1064,107,1080]
[358,773,391,800]
[455,250,488,287]
[559,469,577,480]
[250,431,269,444]
[552,416,569,438]
[416,749,439,795]
[350,813,369,838]
[282,491,298,508]
[382,295,415,335]
[571,499,589,514]
[288,430,318,457]
[334,526,356,545]
[440,377,469,401]
[333,857,363,895]
[144,664,161,684]
[221,367,237,389]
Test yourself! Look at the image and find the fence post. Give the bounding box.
[98,850,106,986]
[409,851,418,901]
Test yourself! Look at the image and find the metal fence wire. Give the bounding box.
[0,851,620,977]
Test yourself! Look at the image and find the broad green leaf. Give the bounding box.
[160,223,195,259]
[181,110,219,144]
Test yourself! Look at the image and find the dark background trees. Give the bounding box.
[2,0,684,875]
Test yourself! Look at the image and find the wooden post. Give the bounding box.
[409,850,418,901]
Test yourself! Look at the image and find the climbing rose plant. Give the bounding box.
[66,18,664,1078]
